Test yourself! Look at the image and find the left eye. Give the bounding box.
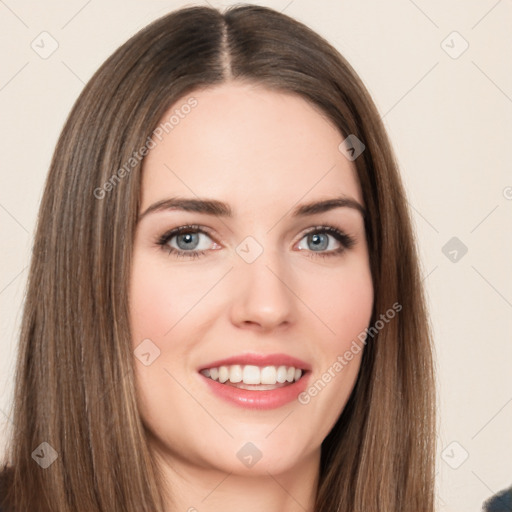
[295,226,355,258]
[297,231,339,252]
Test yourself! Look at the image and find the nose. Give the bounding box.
[229,248,297,331]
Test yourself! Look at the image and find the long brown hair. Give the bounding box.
[0,5,436,511]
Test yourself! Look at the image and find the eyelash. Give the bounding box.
[155,224,356,260]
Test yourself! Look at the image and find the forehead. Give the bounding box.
[140,81,363,213]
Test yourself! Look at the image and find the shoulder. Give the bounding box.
[483,485,512,512]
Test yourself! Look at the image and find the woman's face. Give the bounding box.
[130,81,373,477]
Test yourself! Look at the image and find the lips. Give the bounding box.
[198,353,312,373]
[197,352,311,410]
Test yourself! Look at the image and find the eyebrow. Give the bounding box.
[138,196,366,221]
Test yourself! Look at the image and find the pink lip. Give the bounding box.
[199,371,311,410]
[197,352,312,410]
[198,352,311,372]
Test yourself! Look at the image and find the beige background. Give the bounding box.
[1,1,511,510]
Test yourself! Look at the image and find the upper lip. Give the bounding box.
[199,353,311,372]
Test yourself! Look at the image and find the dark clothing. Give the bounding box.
[483,486,512,512]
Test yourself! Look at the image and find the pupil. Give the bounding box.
[310,233,327,251]
[177,232,198,250]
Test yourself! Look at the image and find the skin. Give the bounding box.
[129,81,374,512]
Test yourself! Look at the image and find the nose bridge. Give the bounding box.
[230,234,296,329]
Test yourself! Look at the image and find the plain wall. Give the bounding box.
[0,1,511,510]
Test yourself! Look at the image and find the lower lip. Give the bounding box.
[199,372,310,410]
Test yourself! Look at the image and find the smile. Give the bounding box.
[198,354,311,410]
[200,364,303,388]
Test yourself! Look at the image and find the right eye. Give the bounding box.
[157,225,221,259]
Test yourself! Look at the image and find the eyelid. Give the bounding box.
[156,224,217,246]
[156,224,220,260]
[156,223,356,259]
[295,225,356,258]
[299,225,355,245]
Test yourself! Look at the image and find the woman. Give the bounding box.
[0,5,436,511]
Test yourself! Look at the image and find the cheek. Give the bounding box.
[129,262,168,342]
[295,266,372,441]
[129,254,216,342]
[130,248,374,350]
[303,261,374,347]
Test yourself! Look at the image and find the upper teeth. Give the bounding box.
[201,365,303,385]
